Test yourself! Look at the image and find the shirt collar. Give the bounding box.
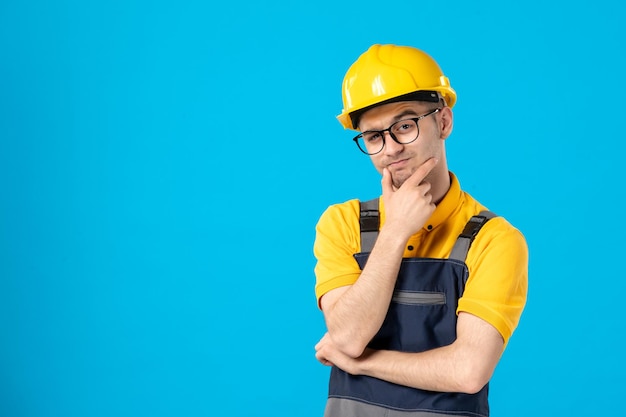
[425,171,462,231]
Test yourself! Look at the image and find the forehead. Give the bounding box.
[358,101,431,131]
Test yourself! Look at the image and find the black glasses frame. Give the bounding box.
[352,108,441,155]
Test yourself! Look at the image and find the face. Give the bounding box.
[358,101,452,188]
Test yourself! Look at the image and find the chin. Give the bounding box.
[393,176,409,188]
[393,168,415,187]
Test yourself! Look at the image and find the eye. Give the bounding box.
[362,132,382,143]
[393,120,416,133]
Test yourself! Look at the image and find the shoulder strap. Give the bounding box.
[448,211,497,261]
[359,201,496,260]
[359,198,379,253]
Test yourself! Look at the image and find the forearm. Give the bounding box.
[359,345,479,393]
[323,227,409,357]
[349,313,504,394]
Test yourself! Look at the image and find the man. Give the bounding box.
[313,44,528,417]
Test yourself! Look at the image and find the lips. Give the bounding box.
[388,158,409,168]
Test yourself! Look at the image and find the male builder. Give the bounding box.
[313,44,528,417]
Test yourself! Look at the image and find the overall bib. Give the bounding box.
[324,198,495,417]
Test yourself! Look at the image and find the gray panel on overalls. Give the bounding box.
[325,198,496,417]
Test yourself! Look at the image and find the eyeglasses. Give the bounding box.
[352,108,441,155]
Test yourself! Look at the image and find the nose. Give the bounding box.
[382,131,403,156]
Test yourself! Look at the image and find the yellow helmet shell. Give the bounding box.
[337,44,457,130]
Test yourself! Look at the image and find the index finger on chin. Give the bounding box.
[405,157,438,186]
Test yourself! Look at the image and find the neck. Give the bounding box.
[430,164,451,205]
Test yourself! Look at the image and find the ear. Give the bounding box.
[439,107,454,140]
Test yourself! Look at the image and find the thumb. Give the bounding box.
[381,168,396,194]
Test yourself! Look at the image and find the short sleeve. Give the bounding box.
[457,217,529,345]
[313,200,363,307]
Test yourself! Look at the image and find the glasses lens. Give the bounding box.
[391,119,419,144]
[353,118,422,155]
[355,131,384,155]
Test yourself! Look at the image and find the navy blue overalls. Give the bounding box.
[324,198,496,417]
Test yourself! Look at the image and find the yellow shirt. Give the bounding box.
[313,172,528,344]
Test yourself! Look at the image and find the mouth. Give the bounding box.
[387,158,409,168]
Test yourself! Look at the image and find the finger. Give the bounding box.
[416,181,432,196]
[314,338,325,352]
[403,157,438,188]
[318,357,332,367]
[381,168,395,194]
[315,350,332,366]
[315,332,331,351]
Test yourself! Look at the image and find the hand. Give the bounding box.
[315,332,374,375]
[382,157,438,238]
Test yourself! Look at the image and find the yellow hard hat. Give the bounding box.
[337,44,457,130]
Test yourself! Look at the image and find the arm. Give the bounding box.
[320,159,439,358]
[316,312,504,394]
[319,226,409,358]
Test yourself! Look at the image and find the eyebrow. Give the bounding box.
[391,110,420,123]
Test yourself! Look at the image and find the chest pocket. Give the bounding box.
[393,291,445,305]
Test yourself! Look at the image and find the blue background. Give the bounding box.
[1,0,624,416]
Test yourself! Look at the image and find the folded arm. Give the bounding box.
[316,311,504,394]
[320,225,408,358]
